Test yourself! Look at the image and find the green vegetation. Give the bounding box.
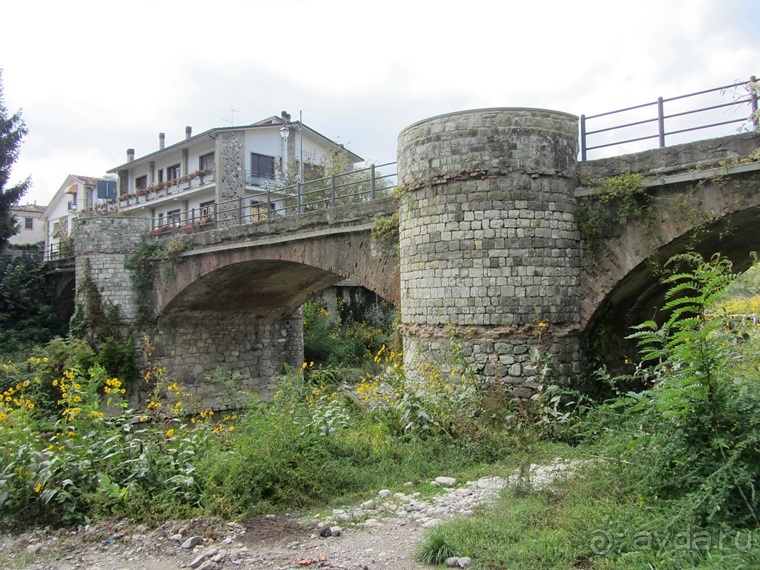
[0,251,67,353]
[302,298,395,370]
[371,212,399,249]
[0,330,519,529]
[123,236,190,322]
[1,253,758,568]
[578,172,650,258]
[416,252,760,568]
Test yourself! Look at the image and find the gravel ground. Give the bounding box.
[0,459,584,570]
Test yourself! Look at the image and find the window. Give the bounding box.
[200,201,215,217]
[135,175,148,190]
[167,209,181,226]
[157,169,164,183]
[157,213,164,226]
[167,164,181,180]
[250,153,275,179]
[52,219,67,238]
[250,203,269,222]
[199,201,215,225]
[303,162,324,181]
[24,217,34,230]
[199,152,214,170]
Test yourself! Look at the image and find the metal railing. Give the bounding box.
[150,161,397,238]
[113,169,216,210]
[580,76,758,161]
[43,240,75,263]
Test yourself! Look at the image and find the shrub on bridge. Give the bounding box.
[0,251,66,353]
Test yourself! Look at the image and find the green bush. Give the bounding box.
[302,299,394,369]
[592,253,760,527]
[0,252,66,352]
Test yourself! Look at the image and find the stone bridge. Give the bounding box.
[72,108,760,406]
[74,199,399,407]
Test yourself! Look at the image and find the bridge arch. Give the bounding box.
[581,173,760,369]
[154,233,399,319]
[143,214,399,407]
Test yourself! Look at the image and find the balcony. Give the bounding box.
[118,168,215,208]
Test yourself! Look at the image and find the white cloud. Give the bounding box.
[2,0,758,205]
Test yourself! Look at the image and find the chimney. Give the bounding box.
[281,110,291,122]
[185,126,192,139]
[159,132,166,150]
[127,148,135,162]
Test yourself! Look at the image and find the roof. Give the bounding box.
[13,203,46,214]
[41,174,114,220]
[70,175,102,187]
[107,114,364,172]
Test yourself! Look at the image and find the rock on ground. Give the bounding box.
[0,459,586,570]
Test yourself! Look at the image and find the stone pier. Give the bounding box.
[396,108,583,395]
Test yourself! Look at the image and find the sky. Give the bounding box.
[1,0,759,206]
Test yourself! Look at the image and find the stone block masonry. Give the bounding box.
[74,216,151,323]
[216,130,246,227]
[397,108,583,392]
[74,214,304,411]
[143,309,303,410]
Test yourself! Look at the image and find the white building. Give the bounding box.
[105,112,362,236]
[41,174,117,259]
[9,203,46,246]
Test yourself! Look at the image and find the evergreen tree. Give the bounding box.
[0,69,31,252]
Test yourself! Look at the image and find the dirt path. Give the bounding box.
[1,460,582,570]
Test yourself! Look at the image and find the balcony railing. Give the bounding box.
[150,162,398,238]
[245,171,280,188]
[117,168,215,208]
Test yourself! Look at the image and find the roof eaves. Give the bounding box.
[107,128,218,172]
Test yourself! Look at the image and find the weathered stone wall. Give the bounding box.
[397,108,583,394]
[579,132,760,180]
[73,216,151,323]
[141,309,303,410]
[215,130,246,226]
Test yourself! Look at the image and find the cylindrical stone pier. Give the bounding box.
[397,108,582,396]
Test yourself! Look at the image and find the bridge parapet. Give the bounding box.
[178,197,398,252]
[578,132,760,181]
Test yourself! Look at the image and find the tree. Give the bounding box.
[0,251,66,352]
[0,69,31,252]
[279,147,394,213]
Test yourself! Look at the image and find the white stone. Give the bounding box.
[435,476,457,486]
[361,500,376,510]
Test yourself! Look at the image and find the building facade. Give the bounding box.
[41,175,117,259]
[106,112,362,236]
[9,203,46,246]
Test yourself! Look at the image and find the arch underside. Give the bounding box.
[159,259,398,319]
[160,259,344,320]
[52,273,76,323]
[585,206,760,372]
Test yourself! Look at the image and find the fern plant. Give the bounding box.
[623,253,759,527]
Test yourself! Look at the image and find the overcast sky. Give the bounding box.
[2,0,759,206]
